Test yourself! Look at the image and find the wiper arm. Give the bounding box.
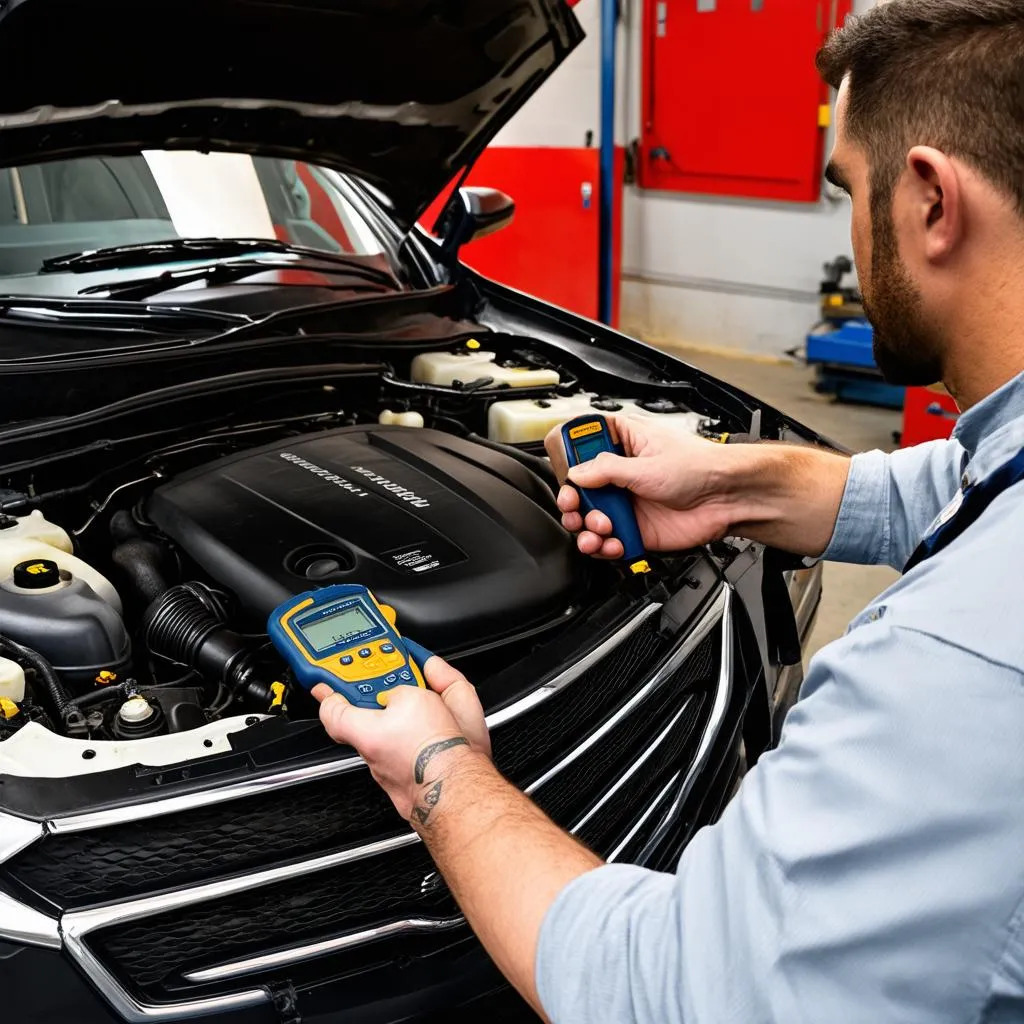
[41,237,400,285]
[0,296,253,334]
[77,258,400,302]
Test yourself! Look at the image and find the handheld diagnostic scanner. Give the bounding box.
[561,414,650,575]
[268,584,427,709]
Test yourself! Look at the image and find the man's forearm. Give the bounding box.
[718,442,851,557]
[413,746,602,1018]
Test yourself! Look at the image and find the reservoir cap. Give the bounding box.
[12,559,61,590]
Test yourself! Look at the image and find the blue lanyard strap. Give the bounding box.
[904,447,1024,573]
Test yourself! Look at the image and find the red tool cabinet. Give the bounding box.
[638,0,851,202]
[901,386,960,448]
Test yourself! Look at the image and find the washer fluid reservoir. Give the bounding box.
[0,559,130,686]
[0,658,25,703]
[0,511,121,611]
[411,350,560,389]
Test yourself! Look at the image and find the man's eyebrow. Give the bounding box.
[825,160,850,193]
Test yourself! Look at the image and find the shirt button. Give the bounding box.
[961,472,970,488]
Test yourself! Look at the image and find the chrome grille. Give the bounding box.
[8,588,732,1023]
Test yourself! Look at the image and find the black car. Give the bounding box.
[0,1,825,1021]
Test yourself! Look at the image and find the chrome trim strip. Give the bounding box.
[61,832,420,937]
[606,772,682,864]
[525,591,724,795]
[0,891,60,949]
[185,916,466,985]
[49,605,663,834]
[49,757,364,835]
[486,603,662,729]
[62,929,267,1023]
[637,587,734,861]
[568,696,698,834]
[0,812,44,863]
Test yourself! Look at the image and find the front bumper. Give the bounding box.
[1,582,743,1023]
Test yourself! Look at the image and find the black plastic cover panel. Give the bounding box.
[148,427,576,649]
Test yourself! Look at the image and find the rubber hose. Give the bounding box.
[0,635,73,719]
[68,682,131,711]
[109,511,170,605]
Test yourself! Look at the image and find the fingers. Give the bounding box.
[576,532,624,560]
[556,484,580,514]
[422,655,468,696]
[567,451,636,491]
[318,691,379,746]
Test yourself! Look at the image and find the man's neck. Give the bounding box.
[941,266,1024,410]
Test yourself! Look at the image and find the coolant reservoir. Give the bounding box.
[0,658,25,704]
[0,513,121,612]
[378,410,425,428]
[411,350,560,389]
[0,510,72,552]
[487,394,711,445]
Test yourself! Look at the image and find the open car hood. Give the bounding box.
[0,0,583,225]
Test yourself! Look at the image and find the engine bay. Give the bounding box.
[0,324,768,778]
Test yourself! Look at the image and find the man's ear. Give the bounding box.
[905,146,963,263]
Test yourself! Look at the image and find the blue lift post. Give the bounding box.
[598,0,617,326]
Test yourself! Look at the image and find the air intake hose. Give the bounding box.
[143,584,275,706]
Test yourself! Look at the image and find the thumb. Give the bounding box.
[319,693,380,747]
[567,451,637,490]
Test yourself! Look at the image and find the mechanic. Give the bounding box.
[312,2,1024,1021]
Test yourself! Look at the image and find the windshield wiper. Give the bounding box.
[0,296,253,334]
[77,257,401,302]
[41,237,400,284]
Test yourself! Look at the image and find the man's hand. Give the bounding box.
[545,416,740,559]
[545,414,852,560]
[313,657,491,826]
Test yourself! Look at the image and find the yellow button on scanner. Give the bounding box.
[376,691,391,708]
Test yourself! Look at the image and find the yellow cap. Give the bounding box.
[269,682,287,710]
[96,670,118,685]
[630,560,652,575]
[466,338,481,351]
[0,697,19,720]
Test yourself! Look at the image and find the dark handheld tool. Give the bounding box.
[561,414,651,575]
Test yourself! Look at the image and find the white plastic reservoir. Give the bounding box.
[0,512,122,612]
[487,394,711,445]
[411,350,560,389]
[0,657,26,703]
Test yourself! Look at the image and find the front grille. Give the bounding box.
[90,842,455,990]
[82,627,719,1003]
[7,608,674,908]
[10,591,732,1018]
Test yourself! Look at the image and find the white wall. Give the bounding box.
[620,0,876,357]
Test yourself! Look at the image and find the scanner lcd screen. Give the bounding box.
[300,604,378,652]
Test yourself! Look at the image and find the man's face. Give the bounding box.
[827,81,943,386]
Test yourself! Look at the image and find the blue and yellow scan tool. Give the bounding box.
[561,414,651,575]
[268,585,426,709]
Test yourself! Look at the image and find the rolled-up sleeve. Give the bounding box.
[823,440,964,569]
[535,623,1024,1024]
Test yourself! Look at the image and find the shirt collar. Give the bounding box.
[952,370,1024,483]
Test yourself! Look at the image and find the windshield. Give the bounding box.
[0,151,395,295]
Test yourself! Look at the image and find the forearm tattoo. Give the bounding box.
[412,780,444,825]
[414,736,469,784]
[410,736,469,826]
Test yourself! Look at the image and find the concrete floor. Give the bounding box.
[662,346,903,663]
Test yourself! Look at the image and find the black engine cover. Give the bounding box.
[147,426,577,649]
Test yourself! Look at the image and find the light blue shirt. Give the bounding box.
[536,372,1024,1024]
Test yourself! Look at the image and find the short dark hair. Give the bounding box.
[817,0,1024,217]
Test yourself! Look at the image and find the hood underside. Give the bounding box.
[0,0,583,225]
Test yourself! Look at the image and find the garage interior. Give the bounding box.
[449,0,913,663]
